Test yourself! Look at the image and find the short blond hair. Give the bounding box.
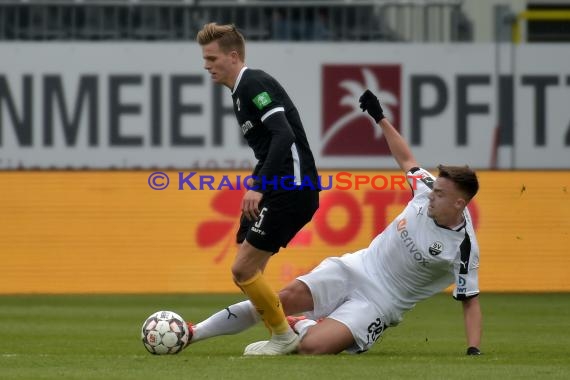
[196,23,245,61]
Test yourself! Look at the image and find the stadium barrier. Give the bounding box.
[1,170,568,293]
[511,10,570,43]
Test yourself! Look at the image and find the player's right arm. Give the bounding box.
[453,236,482,355]
[462,295,482,354]
[359,89,418,173]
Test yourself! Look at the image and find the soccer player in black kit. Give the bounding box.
[197,22,320,355]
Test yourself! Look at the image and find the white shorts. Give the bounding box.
[297,257,387,353]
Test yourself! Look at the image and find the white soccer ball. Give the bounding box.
[141,310,190,355]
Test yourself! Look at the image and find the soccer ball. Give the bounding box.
[141,310,190,355]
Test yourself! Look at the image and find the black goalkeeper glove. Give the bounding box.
[466,346,481,356]
[358,89,385,123]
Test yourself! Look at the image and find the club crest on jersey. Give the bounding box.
[428,241,444,256]
[252,91,272,110]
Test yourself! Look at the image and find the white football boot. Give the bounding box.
[243,329,300,356]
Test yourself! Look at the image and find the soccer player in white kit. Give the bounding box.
[184,89,483,356]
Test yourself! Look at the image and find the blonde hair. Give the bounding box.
[196,23,245,61]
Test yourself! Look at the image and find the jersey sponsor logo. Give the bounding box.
[240,120,254,135]
[428,241,443,256]
[321,65,401,156]
[396,218,428,266]
[252,91,272,110]
[250,226,266,235]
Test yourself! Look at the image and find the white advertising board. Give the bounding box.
[0,43,568,169]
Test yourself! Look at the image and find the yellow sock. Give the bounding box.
[237,271,290,335]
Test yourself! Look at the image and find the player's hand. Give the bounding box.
[359,89,385,123]
[466,346,481,355]
[241,190,263,221]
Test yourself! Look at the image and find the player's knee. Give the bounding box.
[278,286,294,305]
[278,280,313,315]
[231,263,256,283]
[230,264,243,282]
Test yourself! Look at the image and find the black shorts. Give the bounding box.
[236,189,319,253]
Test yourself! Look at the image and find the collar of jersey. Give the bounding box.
[232,66,248,95]
[432,217,466,232]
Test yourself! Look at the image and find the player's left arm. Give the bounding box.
[241,83,295,221]
[462,295,482,355]
[254,110,295,186]
[453,232,482,355]
[359,89,418,173]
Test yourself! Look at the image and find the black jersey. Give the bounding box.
[231,67,319,191]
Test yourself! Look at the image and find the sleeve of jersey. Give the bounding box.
[246,77,284,123]
[407,167,436,198]
[452,249,480,300]
[251,160,263,178]
[246,79,295,191]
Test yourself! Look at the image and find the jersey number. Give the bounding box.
[254,207,268,228]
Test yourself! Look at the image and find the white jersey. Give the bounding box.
[339,167,480,326]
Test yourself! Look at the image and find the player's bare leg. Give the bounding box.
[282,280,354,354]
[295,318,354,355]
[233,240,299,355]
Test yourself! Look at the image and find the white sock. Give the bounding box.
[191,300,261,342]
[293,319,317,340]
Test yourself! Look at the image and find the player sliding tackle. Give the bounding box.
[185,89,483,356]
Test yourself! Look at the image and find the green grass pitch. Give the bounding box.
[1,293,569,379]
